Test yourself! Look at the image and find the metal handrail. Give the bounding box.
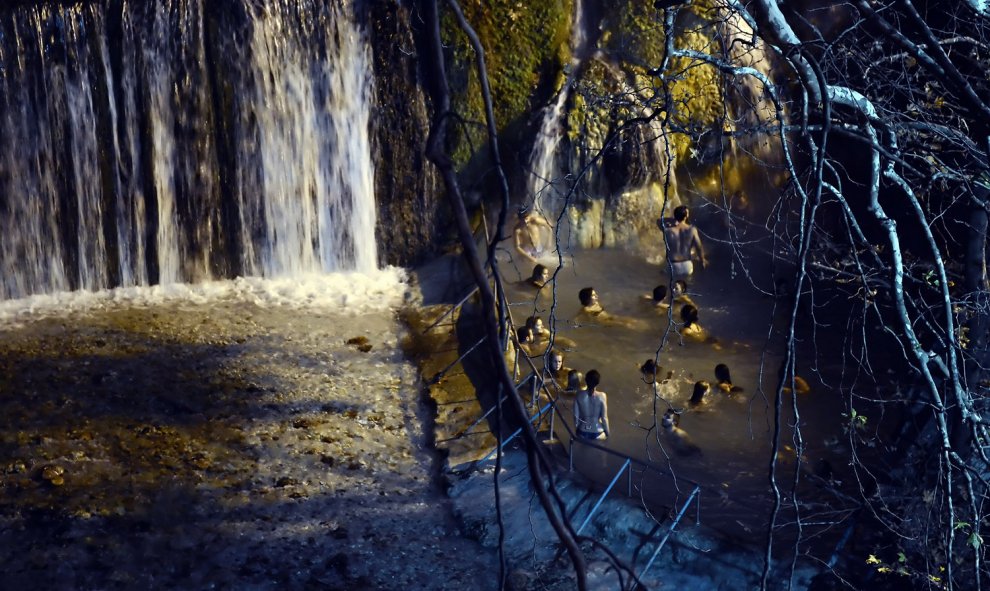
[428,334,487,385]
[437,372,539,444]
[473,383,708,580]
[421,286,480,334]
[477,400,555,463]
[638,484,702,579]
[576,458,632,534]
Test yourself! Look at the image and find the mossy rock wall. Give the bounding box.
[572,0,725,182]
[362,0,779,259]
[440,0,573,188]
[367,0,448,267]
[563,182,680,255]
[427,0,722,233]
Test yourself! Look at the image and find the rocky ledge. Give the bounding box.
[0,298,496,590]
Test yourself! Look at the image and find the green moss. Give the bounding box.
[437,0,742,201]
[584,0,727,163]
[601,0,667,67]
[669,29,723,127]
[441,0,573,171]
[568,60,619,159]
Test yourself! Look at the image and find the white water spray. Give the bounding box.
[528,0,587,220]
[233,0,377,276]
[0,0,379,301]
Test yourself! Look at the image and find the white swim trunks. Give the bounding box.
[671,260,694,277]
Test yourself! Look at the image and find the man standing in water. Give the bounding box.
[574,369,610,440]
[513,207,553,265]
[658,205,707,278]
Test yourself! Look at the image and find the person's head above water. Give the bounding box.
[715,363,731,384]
[548,349,564,371]
[680,303,699,327]
[690,380,710,405]
[566,369,584,391]
[585,369,601,390]
[579,287,598,307]
[516,326,534,344]
[530,264,549,284]
[652,285,668,303]
[517,205,529,220]
[672,279,687,296]
[640,359,658,377]
[673,205,689,223]
[525,315,543,332]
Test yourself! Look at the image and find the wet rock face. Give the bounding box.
[602,125,656,192]
[0,301,496,590]
[366,0,447,267]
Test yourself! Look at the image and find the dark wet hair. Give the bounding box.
[567,369,584,391]
[640,359,658,376]
[690,380,710,405]
[586,369,601,389]
[579,287,595,307]
[680,303,699,328]
[530,264,548,281]
[525,315,541,329]
[549,348,563,360]
[673,279,687,292]
[715,363,731,385]
[516,326,534,343]
[652,285,668,303]
[673,205,689,222]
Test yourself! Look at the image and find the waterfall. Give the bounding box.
[527,0,586,220]
[0,0,377,301]
[230,0,376,277]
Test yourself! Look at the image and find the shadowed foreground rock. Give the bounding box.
[0,300,495,591]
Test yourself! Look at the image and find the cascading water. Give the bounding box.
[0,0,376,301]
[528,0,677,232]
[230,0,376,277]
[527,0,586,220]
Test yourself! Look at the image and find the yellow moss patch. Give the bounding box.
[400,305,495,466]
[441,0,573,169]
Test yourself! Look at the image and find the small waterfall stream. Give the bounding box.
[0,0,376,301]
[527,0,587,220]
[231,0,376,278]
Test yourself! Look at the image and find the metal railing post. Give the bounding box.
[547,404,556,442]
[576,459,631,535]
[478,401,553,464]
[530,373,538,408]
[638,485,701,580]
[421,287,478,334]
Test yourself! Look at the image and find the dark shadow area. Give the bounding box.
[0,303,490,591]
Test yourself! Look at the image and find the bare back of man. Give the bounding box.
[665,223,697,260]
[659,206,706,277]
[513,209,552,264]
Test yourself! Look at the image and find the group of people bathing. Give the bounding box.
[510,204,724,445]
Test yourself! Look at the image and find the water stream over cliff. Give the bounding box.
[527,0,588,221]
[0,0,375,301]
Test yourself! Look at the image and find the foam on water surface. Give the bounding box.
[0,267,409,327]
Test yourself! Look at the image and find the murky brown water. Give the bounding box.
[504,247,854,543]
